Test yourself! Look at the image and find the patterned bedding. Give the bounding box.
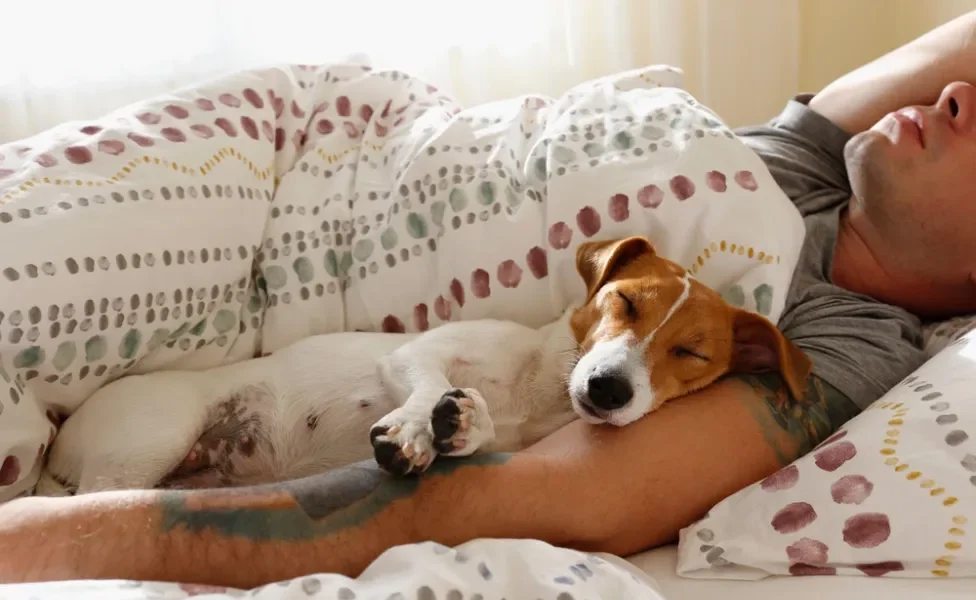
[0,62,805,502]
[0,539,664,599]
[0,58,973,599]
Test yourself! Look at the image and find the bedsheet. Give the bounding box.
[624,545,973,600]
[0,539,663,599]
[0,61,805,499]
[3,541,968,599]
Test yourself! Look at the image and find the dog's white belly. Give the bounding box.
[166,333,421,488]
[42,333,413,493]
[437,342,577,453]
[39,320,579,494]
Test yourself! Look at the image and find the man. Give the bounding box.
[2,12,976,588]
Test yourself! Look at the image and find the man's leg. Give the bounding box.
[0,373,857,589]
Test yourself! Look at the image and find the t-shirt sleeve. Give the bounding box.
[735,93,853,217]
[733,95,928,411]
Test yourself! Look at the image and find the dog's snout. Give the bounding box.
[586,374,634,410]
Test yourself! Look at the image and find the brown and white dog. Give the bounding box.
[36,236,811,495]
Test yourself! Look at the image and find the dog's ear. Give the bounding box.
[729,308,813,402]
[575,236,656,302]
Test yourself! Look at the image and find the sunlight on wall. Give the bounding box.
[800,0,976,94]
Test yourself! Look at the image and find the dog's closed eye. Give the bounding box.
[671,333,710,361]
[671,346,709,361]
[617,291,638,320]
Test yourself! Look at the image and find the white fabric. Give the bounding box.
[623,545,974,599]
[3,542,969,600]
[0,62,804,500]
[675,330,976,580]
[924,315,976,358]
[0,539,663,599]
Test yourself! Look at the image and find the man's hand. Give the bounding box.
[0,373,857,589]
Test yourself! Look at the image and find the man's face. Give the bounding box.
[844,82,976,288]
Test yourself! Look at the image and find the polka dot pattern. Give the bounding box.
[471,269,490,299]
[760,464,799,491]
[814,441,857,472]
[98,140,125,155]
[575,206,600,237]
[771,502,817,533]
[680,336,976,579]
[497,260,522,288]
[842,513,891,548]
[0,63,803,503]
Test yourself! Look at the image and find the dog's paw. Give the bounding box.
[431,388,494,456]
[370,417,435,476]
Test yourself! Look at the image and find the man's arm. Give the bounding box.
[810,10,976,134]
[0,373,858,589]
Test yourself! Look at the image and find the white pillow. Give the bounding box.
[924,315,976,358]
[676,330,976,579]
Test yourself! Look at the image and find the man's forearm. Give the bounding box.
[811,10,976,134]
[0,452,578,588]
[0,373,858,588]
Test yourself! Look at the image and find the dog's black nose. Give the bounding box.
[586,375,634,410]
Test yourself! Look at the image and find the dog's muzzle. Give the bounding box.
[584,374,634,411]
[570,333,652,426]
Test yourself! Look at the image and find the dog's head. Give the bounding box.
[568,236,812,426]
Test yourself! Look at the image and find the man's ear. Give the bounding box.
[729,308,813,402]
[575,236,656,302]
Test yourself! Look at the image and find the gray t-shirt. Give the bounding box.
[734,94,927,410]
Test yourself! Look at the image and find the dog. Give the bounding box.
[36,236,812,495]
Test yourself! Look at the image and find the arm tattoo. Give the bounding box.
[157,376,855,543]
[158,454,511,542]
[737,373,860,465]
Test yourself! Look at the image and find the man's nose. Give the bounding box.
[937,81,976,133]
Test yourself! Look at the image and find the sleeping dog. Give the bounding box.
[37,236,812,495]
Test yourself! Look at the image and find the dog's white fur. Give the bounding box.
[569,273,692,426]
[37,308,593,495]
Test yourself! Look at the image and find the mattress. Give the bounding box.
[617,545,972,599]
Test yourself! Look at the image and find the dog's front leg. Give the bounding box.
[370,345,495,476]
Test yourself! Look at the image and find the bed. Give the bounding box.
[0,60,973,598]
[623,545,975,599]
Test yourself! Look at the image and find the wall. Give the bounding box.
[799,0,976,95]
[627,0,976,129]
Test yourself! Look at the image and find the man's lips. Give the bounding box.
[892,109,925,148]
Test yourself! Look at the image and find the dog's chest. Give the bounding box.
[444,347,574,450]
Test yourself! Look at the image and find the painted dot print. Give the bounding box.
[576,206,601,237]
[548,222,573,249]
[771,502,817,533]
[786,538,829,565]
[669,175,695,200]
[678,336,976,580]
[814,441,857,472]
[0,61,811,506]
[761,465,799,492]
[705,170,727,192]
[636,184,663,208]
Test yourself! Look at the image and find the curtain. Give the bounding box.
[1,0,973,143]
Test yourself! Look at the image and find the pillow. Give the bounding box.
[675,330,976,579]
[924,315,976,358]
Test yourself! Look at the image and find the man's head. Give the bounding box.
[567,236,812,426]
[842,81,976,317]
